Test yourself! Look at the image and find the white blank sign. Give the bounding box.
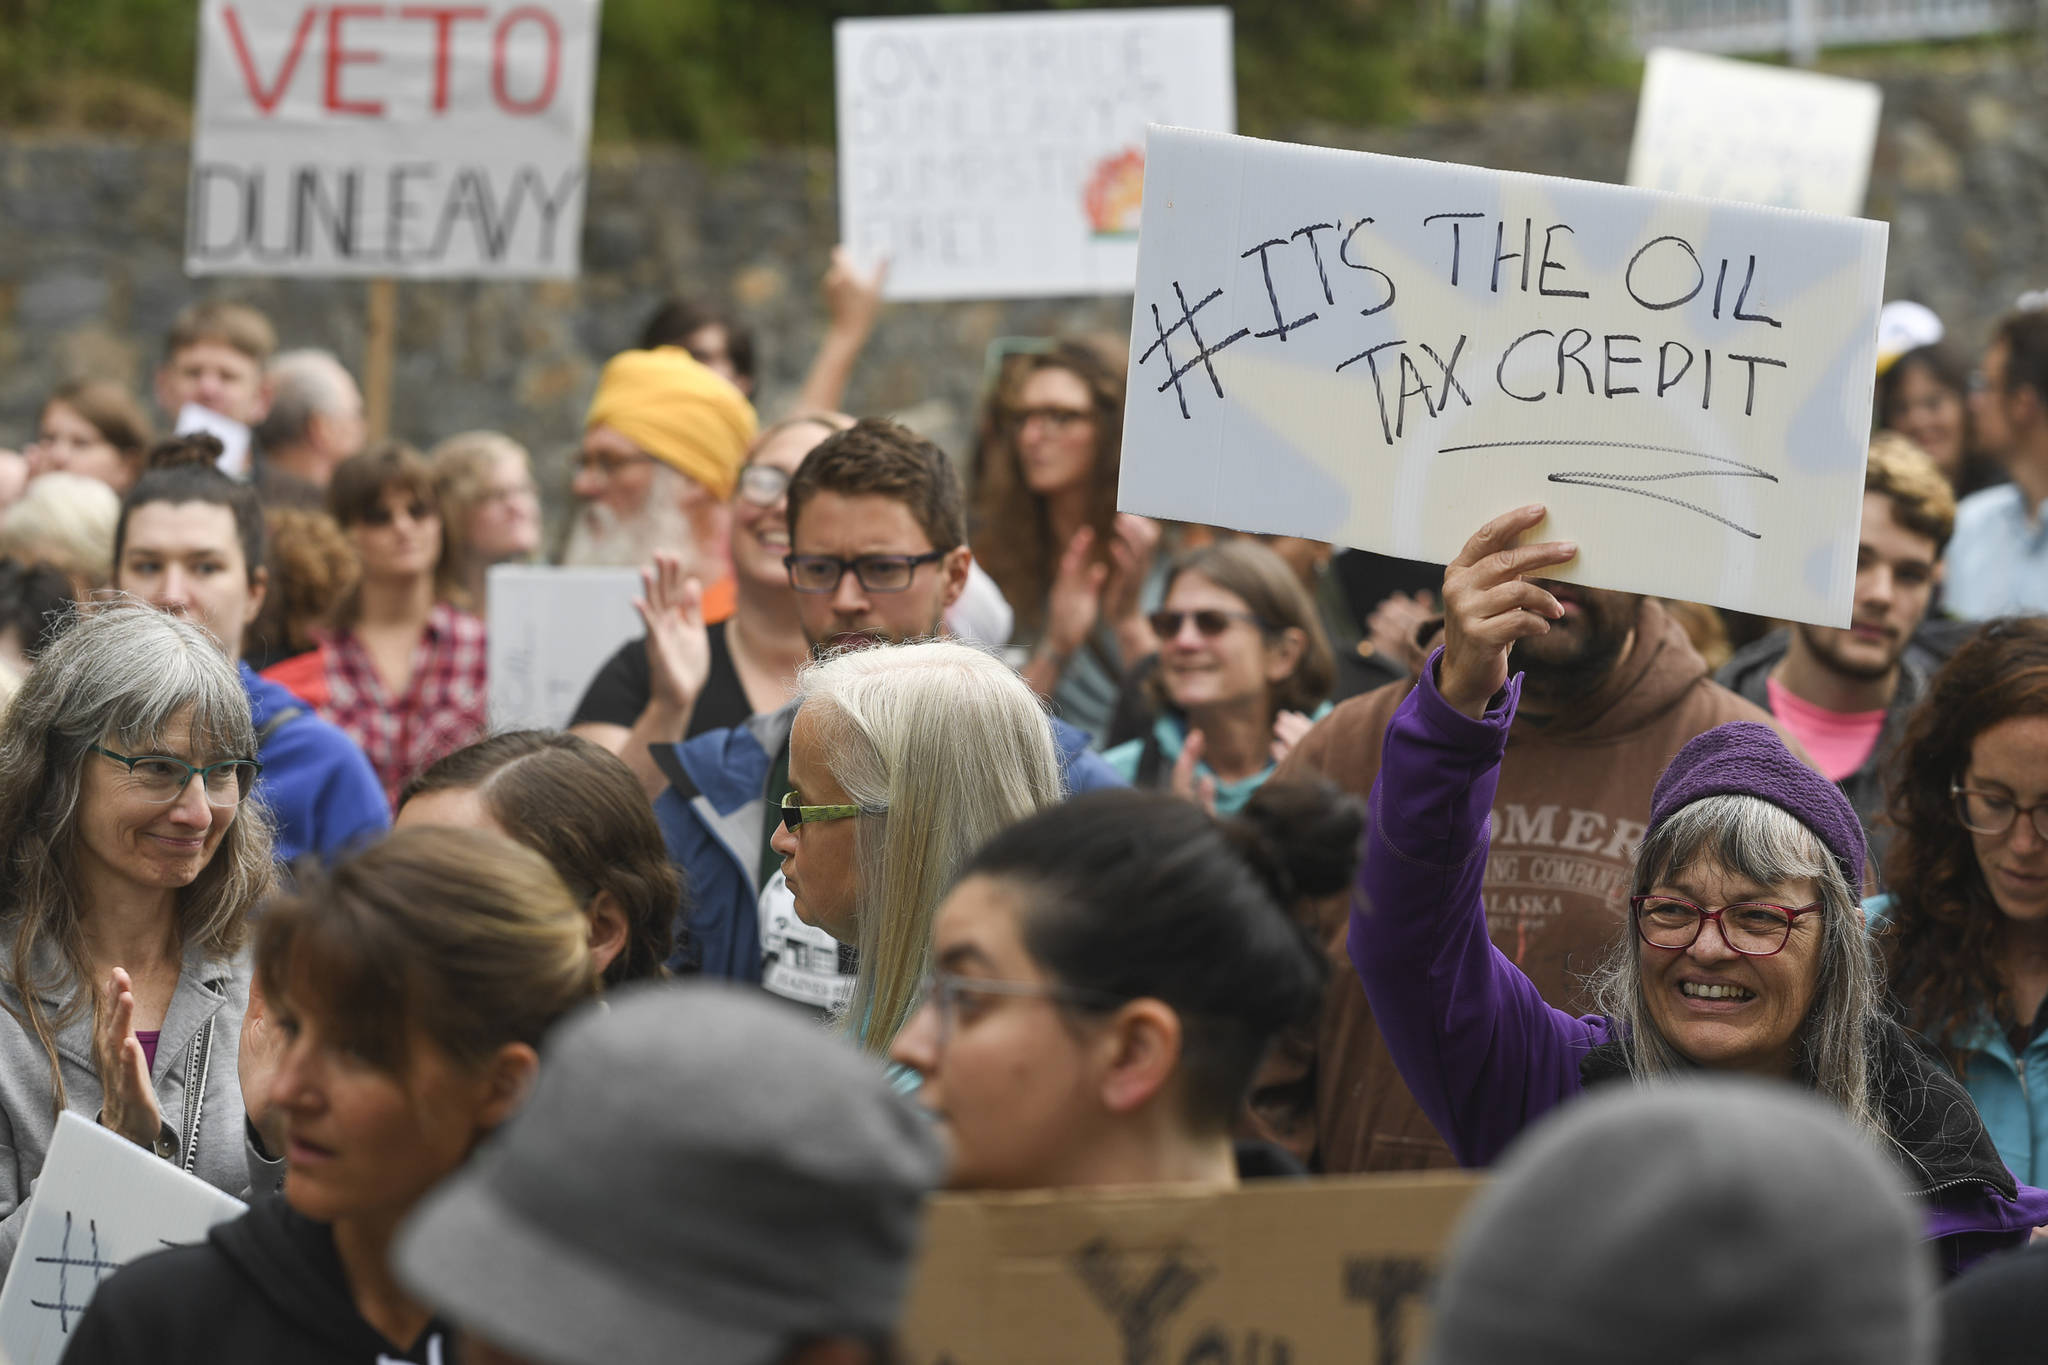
[835,8,1234,301]
[487,565,642,732]
[1626,49,1882,218]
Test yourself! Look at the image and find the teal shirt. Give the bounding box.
[1866,893,2048,1184]
[1104,704,1334,816]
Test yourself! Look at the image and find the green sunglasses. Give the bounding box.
[779,791,876,833]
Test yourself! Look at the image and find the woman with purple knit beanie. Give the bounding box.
[1354,505,2048,1277]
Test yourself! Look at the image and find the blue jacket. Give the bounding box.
[651,704,1125,981]
[1866,894,2048,1186]
[241,663,389,866]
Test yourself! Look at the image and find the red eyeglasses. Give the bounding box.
[1629,895,1821,957]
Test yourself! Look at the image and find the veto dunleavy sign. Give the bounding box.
[1118,127,1889,628]
[187,1,600,278]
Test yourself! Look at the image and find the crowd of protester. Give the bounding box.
[0,253,2041,1364]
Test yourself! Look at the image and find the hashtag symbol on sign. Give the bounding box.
[30,1211,122,1334]
[1139,282,1250,420]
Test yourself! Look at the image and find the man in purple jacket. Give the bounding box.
[1353,504,2048,1276]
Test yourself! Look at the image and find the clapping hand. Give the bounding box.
[638,552,712,716]
[1171,729,1219,815]
[95,969,164,1151]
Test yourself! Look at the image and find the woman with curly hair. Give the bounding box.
[1877,616,2048,1184]
[245,506,361,674]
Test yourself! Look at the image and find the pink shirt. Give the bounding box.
[1766,676,1886,783]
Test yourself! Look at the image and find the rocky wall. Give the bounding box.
[0,46,2040,523]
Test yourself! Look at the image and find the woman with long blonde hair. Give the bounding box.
[767,639,1063,1063]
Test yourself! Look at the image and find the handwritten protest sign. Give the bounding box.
[187,1,600,278]
[1118,127,1889,628]
[0,1113,246,1365]
[487,564,641,731]
[901,1170,1485,1365]
[835,9,1234,302]
[1626,49,1882,218]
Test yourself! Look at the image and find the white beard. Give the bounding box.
[561,471,698,570]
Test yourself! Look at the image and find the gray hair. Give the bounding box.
[0,601,275,1110]
[1588,793,1886,1145]
[795,639,1064,1056]
[257,349,358,450]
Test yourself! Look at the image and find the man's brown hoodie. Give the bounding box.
[1251,597,1793,1172]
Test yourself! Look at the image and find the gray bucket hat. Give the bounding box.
[1424,1078,1934,1365]
[395,980,946,1365]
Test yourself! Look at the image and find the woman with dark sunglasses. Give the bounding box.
[1874,618,2048,1186]
[1351,506,2046,1277]
[889,783,1352,1190]
[265,442,486,808]
[1102,540,1334,814]
[0,603,274,1280]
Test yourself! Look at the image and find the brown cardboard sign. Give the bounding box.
[900,1171,1486,1365]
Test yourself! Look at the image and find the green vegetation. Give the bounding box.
[0,0,1635,145]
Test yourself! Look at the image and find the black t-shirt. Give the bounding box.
[568,619,753,739]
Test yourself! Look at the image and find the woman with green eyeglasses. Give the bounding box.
[0,602,274,1278]
[1876,617,2048,1185]
[766,639,1062,1071]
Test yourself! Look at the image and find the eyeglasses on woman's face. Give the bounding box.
[90,745,262,807]
[913,971,1126,1052]
[1953,783,2048,842]
[778,791,870,833]
[357,497,435,528]
[1630,894,1821,958]
[735,463,791,507]
[1147,608,1267,641]
[1007,405,1094,436]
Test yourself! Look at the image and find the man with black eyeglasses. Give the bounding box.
[648,418,1122,1014]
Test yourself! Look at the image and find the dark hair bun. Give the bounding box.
[1230,779,1366,905]
[145,433,226,472]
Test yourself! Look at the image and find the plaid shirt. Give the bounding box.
[320,602,488,808]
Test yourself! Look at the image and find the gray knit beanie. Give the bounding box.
[1424,1079,1934,1365]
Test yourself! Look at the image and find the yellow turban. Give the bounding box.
[584,347,758,499]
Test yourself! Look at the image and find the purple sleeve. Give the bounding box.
[1349,649,1611,1168]
[1925,1181,2048,1277]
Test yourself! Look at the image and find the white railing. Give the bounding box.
[1631,0,2038,60]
